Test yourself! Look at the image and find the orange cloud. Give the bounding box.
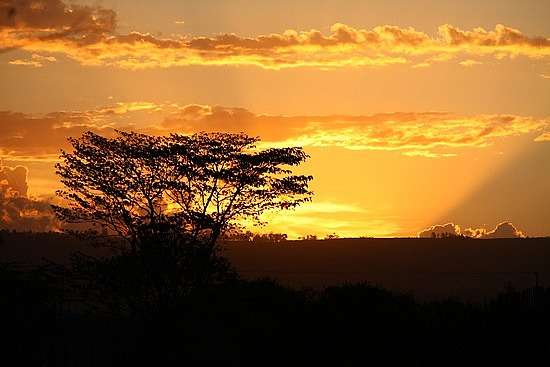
[0,0,116,45]
[438,23,550,49]
[534,132,550,142]
[162,105,549,156]
[2,1,549,70]
[8,53,55,67]
[1,104,549,160]
[458,59,482,67]
[412,62,431,68]
[0,110,115,160]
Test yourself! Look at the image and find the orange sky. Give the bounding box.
[1,0,549,237]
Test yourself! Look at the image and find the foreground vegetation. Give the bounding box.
[2,261,549,366]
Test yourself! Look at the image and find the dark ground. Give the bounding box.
[2,232,549,301]
[1,232,549,365]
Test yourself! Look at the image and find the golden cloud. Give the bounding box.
[162,105,549,155]
[8,52,56,67]
[458,59,482,67]
[418,221,526,239]
[1,103,548,161]
[412,62,431,69]
[534,132,550,142]
[2,0,549,69]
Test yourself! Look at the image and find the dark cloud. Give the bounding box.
[0,0,116,45]
[0,164,57,231]
[0,165,28,197]
[481,222,525,239]
[0,110,113,159]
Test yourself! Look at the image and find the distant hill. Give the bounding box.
[1,232,549,301]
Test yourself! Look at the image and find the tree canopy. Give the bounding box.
[53,130,313,250]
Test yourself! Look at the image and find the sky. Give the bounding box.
[1,0,549,238]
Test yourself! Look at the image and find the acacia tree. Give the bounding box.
[54,130,312,248]
[53,130,313,313]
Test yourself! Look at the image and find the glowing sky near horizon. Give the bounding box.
[1,0,549,237]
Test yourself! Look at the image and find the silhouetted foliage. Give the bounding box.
[220,229,255,241]
[299,234,318,240]
[1,262,549,366]
[51,131,313,315]
[54,131,312,248]
[252,232,288,243]
[220,230,288,243]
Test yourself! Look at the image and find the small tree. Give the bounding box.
[53,130,313,314]
[324,233,340,240]
[252,233,288,243]
[299,234,318,241]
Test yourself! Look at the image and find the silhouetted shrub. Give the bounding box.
[1,263,549,365]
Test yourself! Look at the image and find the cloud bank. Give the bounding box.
[1,103,549,161]
[418,221,526,239]
[2,0,550,69]
[163,105,549,156]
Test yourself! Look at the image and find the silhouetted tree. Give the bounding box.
[54,131,312,249]
[252,233,288,243]
[53,130,313,314]
[299,234,318,241]
[220,230,254,241]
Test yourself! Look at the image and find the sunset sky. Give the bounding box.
[1,0,549,238]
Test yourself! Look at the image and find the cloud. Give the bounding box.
[0,164,57,231]
[0,110,116,160]
[459,59,482,67]
[97,101,161,115]
[1,1,549,70]
[8,52,56,67]
[534,132,550,142]
[481,222,525,239]
[461,227,487,238]
[1,103,549,160]
[438,23,550,49]
[412,62,431,68]
[161,105,549,156]
[418,221,526,238]
[418,223,460,238]
[0,0,116,45]
[0,165,28,197]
